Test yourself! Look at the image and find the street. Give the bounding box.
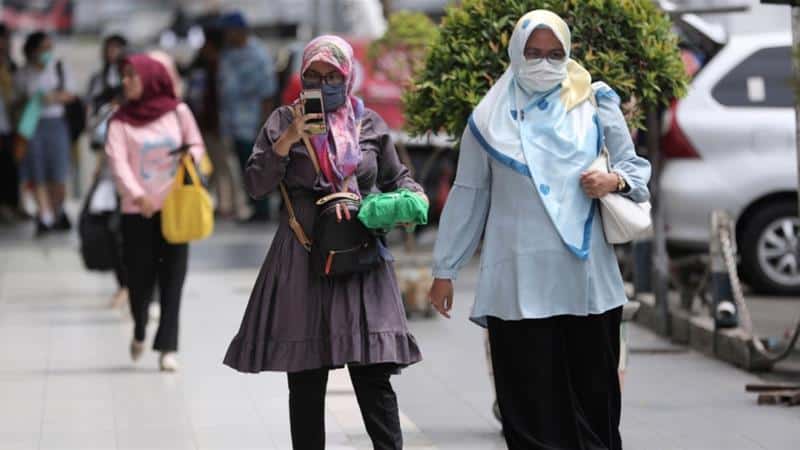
[1,221,798,450]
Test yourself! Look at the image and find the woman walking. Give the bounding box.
[224,36,423,450]
[84,34,129,309]
[429,10,651,450]
[106,54,206,372]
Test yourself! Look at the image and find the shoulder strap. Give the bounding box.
[55,60,65,91]
[300,135,321,174]
[281,119,364,251]
[588,89,598,109]
[172,108,185,146]
[279,182,312,252]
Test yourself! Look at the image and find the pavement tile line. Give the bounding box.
[327,368,438,450]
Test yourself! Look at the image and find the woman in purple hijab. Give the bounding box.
[223,35,425,449]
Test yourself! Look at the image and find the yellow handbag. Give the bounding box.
[161,153,214,244]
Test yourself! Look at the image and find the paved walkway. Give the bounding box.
[0,222,798,449]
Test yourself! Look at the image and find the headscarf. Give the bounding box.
[300,35,364,194]
[469,10,602,259]
[111,54,180,126]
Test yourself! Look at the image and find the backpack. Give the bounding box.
[55,60,86,142]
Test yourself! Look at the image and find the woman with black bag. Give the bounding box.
[224,36,424,450]
[80,34,129,309]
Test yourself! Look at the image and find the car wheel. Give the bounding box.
[740,200,800,295]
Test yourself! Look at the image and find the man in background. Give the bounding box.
[217,12,277,222]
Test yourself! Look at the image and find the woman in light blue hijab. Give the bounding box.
[429,10,651,449]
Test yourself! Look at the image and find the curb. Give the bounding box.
[633,293,774,372]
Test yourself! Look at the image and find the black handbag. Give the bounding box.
[279,133,381,278]
[78,178,119,271]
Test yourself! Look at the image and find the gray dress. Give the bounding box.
[223,106,423,373]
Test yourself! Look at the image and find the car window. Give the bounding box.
[712,46,793,108]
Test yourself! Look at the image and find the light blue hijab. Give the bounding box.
[469,10,600,259]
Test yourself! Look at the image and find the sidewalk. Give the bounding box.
[0,222,798,449]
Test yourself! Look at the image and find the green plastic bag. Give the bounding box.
[358,189,429,231]
[17,92,43,140]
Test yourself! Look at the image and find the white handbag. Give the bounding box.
[587,148,653,244]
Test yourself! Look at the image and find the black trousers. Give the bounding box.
[121,213,188,351]
[487,307,623,450]
[0,134,19,207]
[99,211,128,288]
[287,363,402,450]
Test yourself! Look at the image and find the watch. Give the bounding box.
[615,172,627,192]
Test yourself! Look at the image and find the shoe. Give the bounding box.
[54,212,71,231]
[35,220,52,238]
[130,339,145,362]
[159,352,179,372]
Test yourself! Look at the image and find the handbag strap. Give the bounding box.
[280,120,362,251]
[587,91,611,166]
[279,182,312,252]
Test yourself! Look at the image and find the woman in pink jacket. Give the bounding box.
[106,54,206,372]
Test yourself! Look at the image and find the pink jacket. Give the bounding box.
[105,103,206,215]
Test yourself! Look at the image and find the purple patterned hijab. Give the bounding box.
[301,35,364,194]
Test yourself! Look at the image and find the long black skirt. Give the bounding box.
[487,307,622,450]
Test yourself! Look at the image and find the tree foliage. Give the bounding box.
[404,0,689,138]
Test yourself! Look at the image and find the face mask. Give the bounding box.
[321,83,347,112]
[516,58,567,94]
[39,51,53,66]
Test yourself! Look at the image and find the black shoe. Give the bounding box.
[35,220,52,237]
[54,212,72,231]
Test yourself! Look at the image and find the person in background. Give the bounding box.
[84,34,129,309]
[217,11,277,222]
[15,31,77,236]
[87,34,127,116]
[186,26,248,219]
[105,54,206,372]
[0,24,20,224]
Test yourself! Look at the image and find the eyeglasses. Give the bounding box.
[523,48,566,64]
[302,70,345,86]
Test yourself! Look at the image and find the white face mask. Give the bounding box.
[516,58,567,94]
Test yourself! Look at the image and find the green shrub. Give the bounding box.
[404,0,689,138]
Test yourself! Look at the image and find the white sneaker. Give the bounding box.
[130,339,145,362]
[159,352,179,372]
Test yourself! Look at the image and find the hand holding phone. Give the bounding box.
[301,89,327,135]
[285,104,325,143]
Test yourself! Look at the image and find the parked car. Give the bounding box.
[661,19,796,294]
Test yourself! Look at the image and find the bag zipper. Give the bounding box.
[324,242,369,275]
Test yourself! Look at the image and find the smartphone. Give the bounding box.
[301,89,327,135]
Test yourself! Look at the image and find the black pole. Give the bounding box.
[647,107,671,337]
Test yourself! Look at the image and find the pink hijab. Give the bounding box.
[300,36,364,194]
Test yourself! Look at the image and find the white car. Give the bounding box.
[661,21,796,294]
